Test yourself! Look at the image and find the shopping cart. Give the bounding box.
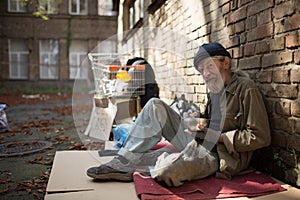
[84,53,146,140]
[89,53,146,108]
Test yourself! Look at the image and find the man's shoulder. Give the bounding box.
[234,72,257,88]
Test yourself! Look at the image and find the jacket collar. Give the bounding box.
[225,73,238,95]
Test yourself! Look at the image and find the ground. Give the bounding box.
[0,92,105,200]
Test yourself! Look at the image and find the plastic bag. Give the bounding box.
[0,104,8,133]
[112,123,133,148]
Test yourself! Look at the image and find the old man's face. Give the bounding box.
[197,57,225,93]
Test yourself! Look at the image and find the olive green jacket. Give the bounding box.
[207,72,271,179]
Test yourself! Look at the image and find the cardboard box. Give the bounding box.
[45,142,300,200]
[114,98,139,124]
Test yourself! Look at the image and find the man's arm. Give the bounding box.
[222,88,271,152]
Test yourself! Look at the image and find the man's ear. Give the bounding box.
[223,57,231,70]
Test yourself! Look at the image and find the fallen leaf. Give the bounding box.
[0,185,10,194]
[26,156,43,164]
[0,178,12,184]
[37,189,44,193]
[33,192,41,200]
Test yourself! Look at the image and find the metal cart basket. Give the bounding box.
[89,53,145,108]
[84,53,145,140]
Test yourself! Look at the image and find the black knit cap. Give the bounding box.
[193,42,231,68]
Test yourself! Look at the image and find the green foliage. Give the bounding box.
[273,152,287,170]
[33,11,49,21]
[21,0,62,21]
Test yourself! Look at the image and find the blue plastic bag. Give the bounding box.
[113,123,133,148]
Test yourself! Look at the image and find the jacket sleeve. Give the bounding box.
[222,88,271,153]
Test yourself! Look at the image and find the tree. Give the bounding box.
[21,0,62,20]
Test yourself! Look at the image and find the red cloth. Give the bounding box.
[133,171,286,200]
[151,140,178,153]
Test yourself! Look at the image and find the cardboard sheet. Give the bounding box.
[45,150,139,200]
[45,142,300,200]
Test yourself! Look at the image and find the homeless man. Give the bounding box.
[87,42,271,187]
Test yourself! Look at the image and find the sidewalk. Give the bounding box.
[0,93,90,200]
[1,93,300,200]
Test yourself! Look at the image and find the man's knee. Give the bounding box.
[145,98,163,108]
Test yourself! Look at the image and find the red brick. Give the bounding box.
[232,46,243,58]
[246,15,257,30]
[222,2,230,15]
[291,100,300,117]
[270,37,285,51]
[275,84,298,99]
[273,0,295,19]
[262,52,293,67]
[238,56,260,69]
[244,43,255,57]
[291,67,300,82]
[286,131,300,151]
[274,13,300,34]
[295,120,300,134]
[273,69,290,83]
[257,9,272,26]
[268,84,298,99]
[247,22,273,42]
[255,41,270,54]
[235,20,245,33]
[257,70,272,83]
[219,0,231,6]
[270,116,293,133]
[226,36,240,48]
[240,0,252,6]
[295,50,300,64]
[247,0,274,16]
[286,32,300,48]
[228,6,247,24]
[275,101,291,116]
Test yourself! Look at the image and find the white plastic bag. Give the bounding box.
[0,104,8,133]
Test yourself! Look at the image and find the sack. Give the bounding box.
[0,104,8,133]
[170,94,200,118]
[112,123,133,148]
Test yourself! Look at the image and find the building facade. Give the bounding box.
[116,0,300,186]
[0,0,118,87]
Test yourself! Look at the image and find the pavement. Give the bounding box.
[2,93,300,200]
[0,93,100,200]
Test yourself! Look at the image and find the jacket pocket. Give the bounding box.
[223,112,243,132]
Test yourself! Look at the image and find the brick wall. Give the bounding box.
[118,0,300,186]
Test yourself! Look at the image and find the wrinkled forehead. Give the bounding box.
[197,57,216,68]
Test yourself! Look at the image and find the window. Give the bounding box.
[147,0,166,14]
[9,39,29,79]
[8,0,27,12]
[39,0,58,14]
[69,40,88,79]
[39,40,59,79]
[129,0,144,29]
[98,0,116,16]
[69,0,87,15]
[122,0,144,41]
